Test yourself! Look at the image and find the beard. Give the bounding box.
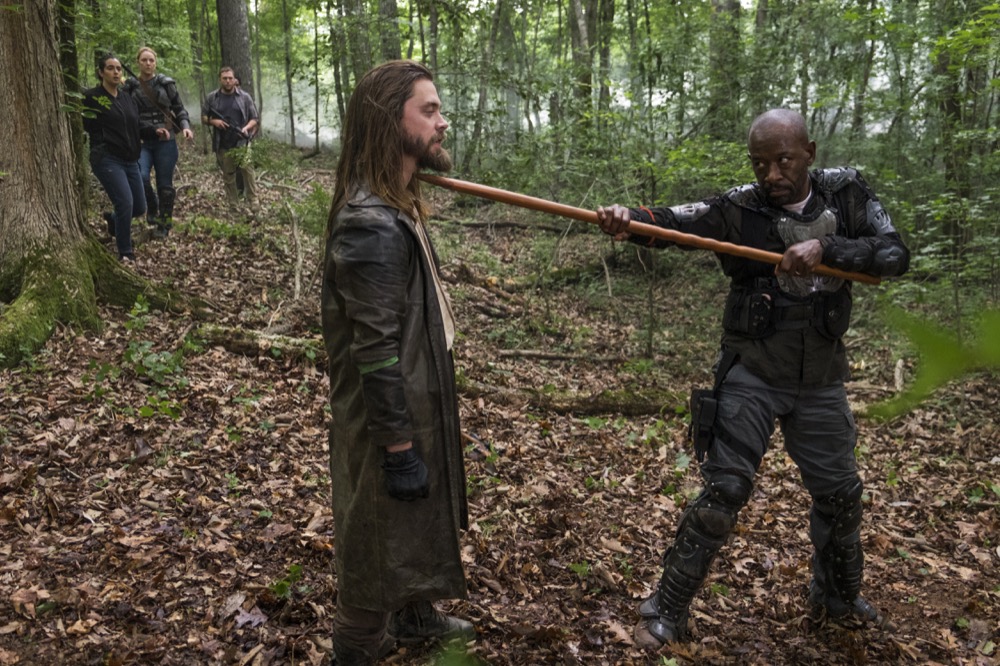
[402,130,452,173]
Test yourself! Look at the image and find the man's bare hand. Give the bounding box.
[777,239,823,277]
[595,204,632,241]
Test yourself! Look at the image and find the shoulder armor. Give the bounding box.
[157,75,176,86]
[813,167,858,194]
[725,183,765,210]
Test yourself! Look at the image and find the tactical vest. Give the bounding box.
[720,186,852,341]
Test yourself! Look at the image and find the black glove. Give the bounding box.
[382,448,430,501]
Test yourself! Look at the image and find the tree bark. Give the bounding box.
[378,0,402,61]
[281,0,296,146]
[0,0,176,366]
[343,0,373,82]
[217,0,255,100]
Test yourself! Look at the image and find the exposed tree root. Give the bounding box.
[0,236,201,367]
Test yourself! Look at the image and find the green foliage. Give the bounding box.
[568,561,591,579]
[652,136,754,204]
[867,308,1000,419]
[286,182,330,238]
[268,564,304,600]
[181,215,253,241]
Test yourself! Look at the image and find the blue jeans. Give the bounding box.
[139,138,179,191]
[91,154,145,257]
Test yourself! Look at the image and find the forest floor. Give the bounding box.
[1,144,998,666]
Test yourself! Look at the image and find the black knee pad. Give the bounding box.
[707,471,754,508]
[683,471,753,539]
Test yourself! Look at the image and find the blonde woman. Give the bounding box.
[123,47,193,238]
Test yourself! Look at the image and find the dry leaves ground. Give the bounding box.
[1,145,998,665]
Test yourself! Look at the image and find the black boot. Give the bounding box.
[331,634,394,666]
[636,473,751,649]
[389,600,475,645]
[154,186,175,238]
[808,481,884,625]
[144,180,158,224]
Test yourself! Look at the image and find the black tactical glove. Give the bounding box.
[382,448,430,501]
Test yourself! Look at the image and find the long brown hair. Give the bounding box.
[327,60,433,235]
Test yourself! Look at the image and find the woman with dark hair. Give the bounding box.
[82,53,162,263]
[123,47,194,238]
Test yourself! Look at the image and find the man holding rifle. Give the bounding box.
[201,67,259,210]
[595,108,909,649]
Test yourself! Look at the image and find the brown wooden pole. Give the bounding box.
[417,173,882,286]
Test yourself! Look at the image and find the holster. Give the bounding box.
[689,388,717,462]
[688,350,738,463]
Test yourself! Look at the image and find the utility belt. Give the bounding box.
[722,278,851,340]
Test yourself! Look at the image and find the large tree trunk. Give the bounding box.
[0,0,189,367]
[378,0,402,61]
[342,0,373,83]
[0,0,180,367]
[217,0,255,100]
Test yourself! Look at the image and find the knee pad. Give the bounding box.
[684,471,753,540]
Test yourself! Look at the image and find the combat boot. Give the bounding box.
[331,634,394,666]
[153,186,175,239]
[635,473,751,649]
[389,600,475,645]
[144,180,158,224]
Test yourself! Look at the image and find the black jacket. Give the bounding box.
[82,86,156,162]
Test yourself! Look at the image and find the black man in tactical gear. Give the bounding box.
[595,108,909,649]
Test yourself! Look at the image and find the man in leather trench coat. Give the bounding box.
[596,108,909,650]
[321,60,475,665]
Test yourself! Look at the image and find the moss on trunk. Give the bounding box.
[0,236,185,367]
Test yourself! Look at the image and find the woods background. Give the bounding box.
[64,0,1000,339]
[0,0,998,665]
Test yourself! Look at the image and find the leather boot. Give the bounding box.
[808,578,883,623]
[154,186,175,238]
[389,600,475,645]
[808,482,884,625]
[144,180,158,224]
[635,474,749,649]
[331,634,395,666]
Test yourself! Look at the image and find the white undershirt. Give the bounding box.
[413,217,456,350]
[782,189,812,215]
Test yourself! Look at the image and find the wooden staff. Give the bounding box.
[417,173,882,286]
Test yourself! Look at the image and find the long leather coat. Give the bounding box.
[321,187,467,611]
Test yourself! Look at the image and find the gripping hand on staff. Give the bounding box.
[776,239,824,278]
[596,205,632,241]
[382,444,430,501]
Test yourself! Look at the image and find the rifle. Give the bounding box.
[205,106,251,145]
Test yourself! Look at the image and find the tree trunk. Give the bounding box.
[343,0,373,82]
[188,0,211,155]
[378,0,402,61]
[282,0,296,146]
[313,3,321,153]
[0,0,167,366]
[217,0,255,100]
[461,0,504,175]
[705,0,741,141]
[568,0,592,106]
